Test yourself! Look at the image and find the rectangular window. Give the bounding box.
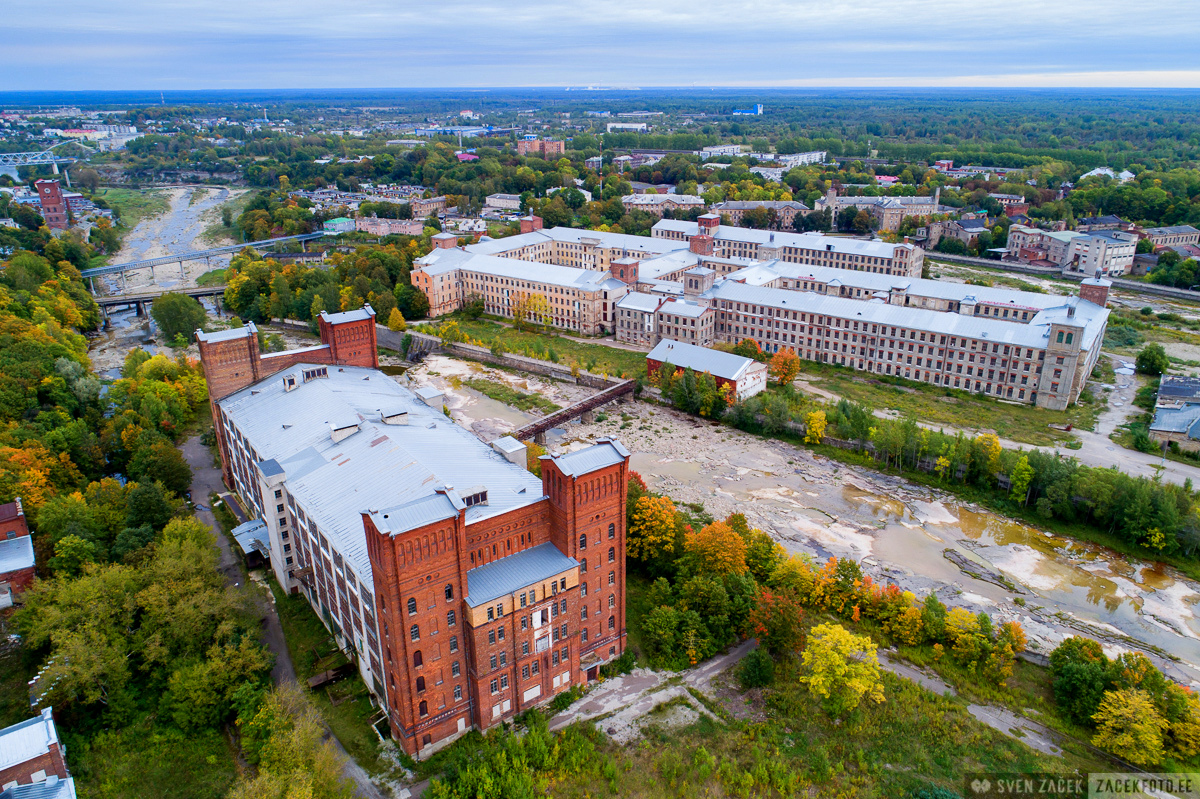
[489,630,496,645]
[490,679,498,694]
[452,661,460,677]
[490,654,497,670]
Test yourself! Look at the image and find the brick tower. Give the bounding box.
[34,179,69,229]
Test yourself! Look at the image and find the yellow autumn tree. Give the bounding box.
[1092,688,1168,767]
[525,440,546,477]
[804,410,827,445]
[800,623,886,716]
[684,521,747,576]
[512,293,552,331]
[628,495,677,562]
[387,307,407,332]
[975,433,1002,476]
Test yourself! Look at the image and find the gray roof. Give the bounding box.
[465,226,683,258]
[647,339,757,382]
[195,322,258,344]
[0,777,76,799]
[320,306,375,324]
[550,438,630,478]
[707,280,1107,351]
[257,459,284,478]
[615,293,664,313]
[1150,405,1200,437]
[1146,225,1199,236]
[0,709,58,774]
[1158,375,1200,401]
[652,219,917,259]
[732,260,1072,313]
[713,200,809,211]
[0,535,34,575]
[416,247,624,293]
[465,542,578,608]
[230,519,269,556]
[218,364,546,584]
[659,299,709,319]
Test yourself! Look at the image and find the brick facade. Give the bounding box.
[33,180,68,229]
[365,452,628,758]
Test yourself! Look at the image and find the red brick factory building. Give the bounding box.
[196,306,630,757]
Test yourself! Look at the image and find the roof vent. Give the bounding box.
[330,420,360,443]
[303,367,328,382]
[282,375,297,392]
[381,409,409,426]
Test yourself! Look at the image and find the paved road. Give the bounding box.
[182,435,383,798]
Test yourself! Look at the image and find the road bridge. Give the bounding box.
[94,285,228,322]
[80,232,325,291]
[513,380,635,443]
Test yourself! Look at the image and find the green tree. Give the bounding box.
[128,439,193,497]
[1135,342,1170,376]
[1009,455,1035,505]
[150,293,207,343]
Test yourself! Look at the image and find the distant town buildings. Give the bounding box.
[816,187,943,233]
[732,104,765,116]
[606,123,648,133]
[620,194,705,217]
[516,138,566,158]
[1006,225,1137,276]
[711,200,809,229]
[410,196,449,218]
[1144,225,1200,249]
[323,217,355,235]
[485,193,523,211]
[1150,376,1200,452]
[356,217,424,236]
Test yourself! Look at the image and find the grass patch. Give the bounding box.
[97,187,170,230]
[200,190,253,246]
[796,361,1098,446]
[449,318,647,379]
[197,268,229,287]
[264,578,400,778]
[460,377,561,413]
[72,720,237,799]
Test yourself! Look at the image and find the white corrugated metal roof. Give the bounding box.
[320,305,375,324]
[615,293,664,313]
[196,322,258,344]
[653,219,916,259]
[646,339,753,382]
[218,365,545,584]
[464,227,684,258]
[0,709,57,773]
[550,438,630,478]
[0,535,34,575]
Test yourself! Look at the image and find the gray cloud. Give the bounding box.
[5,0,1200,89]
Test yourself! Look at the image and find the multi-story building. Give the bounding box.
[620,194,706,217]
[33,179,68,229]
[410,196,448,218]
[815,187,943,232]
[711,200,809,229]
[324,217,355,234]
[653,215,924,278]
[1064,230,1137,276]
[516,138,566,158]
[198,331,631,758]
[704,275,1109,410]
[465,217,681,272]
[356,217,424,236]
[1144,225,1200,249]
[484,193,523,211]
[411,236,629,334]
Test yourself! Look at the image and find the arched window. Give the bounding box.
[407,597,417,615]
[608,523,615,539]
[445,583,454,601]
[413,650,423,668]
[608,593,615,609]
[419,700,428,717]
[608,547,615,563]
[416,676,426,693]
[578,534,587,549]
[447,610,456,627]
[410,624,420,642]
[608,615,615,630]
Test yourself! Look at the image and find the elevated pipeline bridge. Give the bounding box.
[80,233,326,291]
[513,380,635,443]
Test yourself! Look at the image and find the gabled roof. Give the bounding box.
[550,438,630,478]
[0,776,76,799]
[647,339,757,382]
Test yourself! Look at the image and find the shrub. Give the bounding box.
[739,647,775,689]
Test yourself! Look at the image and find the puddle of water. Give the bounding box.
[379,365,408,376]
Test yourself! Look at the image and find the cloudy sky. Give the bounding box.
[8,0,1200,90]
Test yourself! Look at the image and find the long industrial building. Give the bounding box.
[196,310,630,758]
